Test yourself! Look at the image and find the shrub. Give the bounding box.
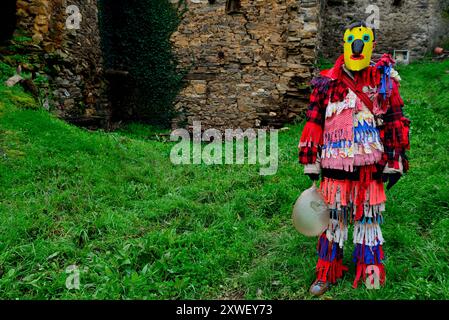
[0,61,15,81]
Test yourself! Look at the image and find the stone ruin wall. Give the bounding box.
[15,0,109,125]
[171,0,324,130]
[9,1,449,130]
[321,0,449,61]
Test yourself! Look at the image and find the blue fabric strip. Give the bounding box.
[352,243,383,264]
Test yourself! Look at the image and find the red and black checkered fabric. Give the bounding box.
[378,79,411,172]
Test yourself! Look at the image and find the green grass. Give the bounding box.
[0,59,449,300]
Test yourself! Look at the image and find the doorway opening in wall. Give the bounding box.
[97,0,186,127]
[0,0,17,44]
[226,0,242,14]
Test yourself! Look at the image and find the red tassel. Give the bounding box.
[400,116,411,150]
[389,80,404,107]
[354,165,375,220]
[353,66,380,89]
[316,258,348,284]
[300,122,323,146]
[353,263,386,288]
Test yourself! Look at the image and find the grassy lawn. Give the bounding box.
[0,59,448,300]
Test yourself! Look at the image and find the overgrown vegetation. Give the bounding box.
[98,0,186,126]
[0,59,448,299]
[0,34,52,112]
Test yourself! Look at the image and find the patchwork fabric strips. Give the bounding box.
[321,105,355,171]
[319,177,386,243]
[326,208,349,249]
[321,90,383,172]
[353,218,384,247]
[316,233,348,284]
[325,90,357,118]
[353,108,383,166]
[318,176,387,288]
[320,178,386,221]
[352,243,386,288]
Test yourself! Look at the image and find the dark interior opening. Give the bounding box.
[0,0,17,44]
[98,1,134,122]
[226,0,242,14]
[98,0,184,127]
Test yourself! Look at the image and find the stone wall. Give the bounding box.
[15,0,109,125]
[321,0,449,61]
[171,0,323,130]
[9,0,449,130]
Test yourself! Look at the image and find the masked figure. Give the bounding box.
[298,22,411,296]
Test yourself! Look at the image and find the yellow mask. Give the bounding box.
[343,25,375,71]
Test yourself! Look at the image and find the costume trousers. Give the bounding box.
[315,166,386,288]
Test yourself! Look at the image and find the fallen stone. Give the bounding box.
[5,75,24,87]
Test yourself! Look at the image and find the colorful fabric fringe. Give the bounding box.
[353,221,384,246]
[352,243,385,288]
[320,85,385,172]
[314,173,387,287]
[319,175,386,221]
[326,208,349,248]
[321,88,355,172]
[298,122,323,164]
[353,110,384,166]
[316,233,348,284]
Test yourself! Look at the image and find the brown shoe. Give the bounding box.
[309,280,330,297]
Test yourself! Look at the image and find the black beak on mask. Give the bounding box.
[351,39,365,56]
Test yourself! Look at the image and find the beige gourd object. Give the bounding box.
[292,182,329,237]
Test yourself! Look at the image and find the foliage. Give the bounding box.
[98,0,186,126]
[0,60,448,299]
[0,62,38,110]
[315,54,334,70]
[0,61,14,81]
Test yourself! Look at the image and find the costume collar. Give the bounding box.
[320,54,345,80]
[320,54,389,89]
[320,54,395,79]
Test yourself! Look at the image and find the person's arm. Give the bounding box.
[380,76,411,189]
[298,78,328,180]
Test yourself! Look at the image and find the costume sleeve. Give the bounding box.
[380,78,411,173]
[298,79,328,165]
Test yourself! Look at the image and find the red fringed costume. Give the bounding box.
[299,53,410,289]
